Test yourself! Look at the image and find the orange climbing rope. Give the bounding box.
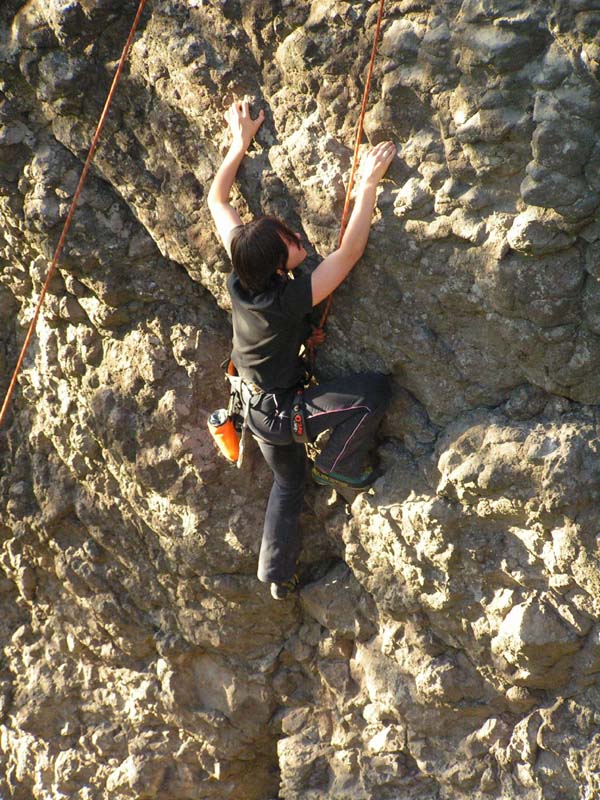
[318,0,386,334]
[0,0,149,431]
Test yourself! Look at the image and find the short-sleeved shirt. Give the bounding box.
[228,269,313,392]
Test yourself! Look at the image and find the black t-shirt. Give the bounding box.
[228,269,313,391]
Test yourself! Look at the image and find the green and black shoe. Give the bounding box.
[311,464,378,490]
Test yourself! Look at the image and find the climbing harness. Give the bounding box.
[308,0,386,367]
[0,0,149,431]
[208,361,313,466]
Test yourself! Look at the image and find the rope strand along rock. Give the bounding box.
[0,0,150,431]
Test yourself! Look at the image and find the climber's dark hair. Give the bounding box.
[230,216,300,293]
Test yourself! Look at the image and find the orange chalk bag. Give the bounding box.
[207,408,240,463]
[207,360,248,466]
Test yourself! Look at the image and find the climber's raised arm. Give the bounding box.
[207,100,265,256]
[311,140,396,306]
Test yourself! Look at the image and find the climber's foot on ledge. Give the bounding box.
[270,573,300,600]
[311,465,379,490]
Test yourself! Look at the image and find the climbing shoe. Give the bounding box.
[311,464,378,490]
[270,573,300,600]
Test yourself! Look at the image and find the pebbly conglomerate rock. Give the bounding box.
[1,1,600,798]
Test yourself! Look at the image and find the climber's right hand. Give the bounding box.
[358,141,396,188]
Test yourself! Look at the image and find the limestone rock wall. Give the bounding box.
[1,1,600,798]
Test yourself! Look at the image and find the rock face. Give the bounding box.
[1,1,600,798]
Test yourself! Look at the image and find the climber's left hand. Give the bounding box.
[226,100,265,151]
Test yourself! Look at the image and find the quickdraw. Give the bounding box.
[291,388,310,445]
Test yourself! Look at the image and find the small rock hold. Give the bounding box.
[59,295,88,323]
[492,598,581,687]
[17,566,37,601]
[506,686,537,713]
[507,209,575,256]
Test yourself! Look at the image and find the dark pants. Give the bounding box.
[249,372,391,584]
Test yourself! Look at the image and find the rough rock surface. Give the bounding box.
[1,1,600,798]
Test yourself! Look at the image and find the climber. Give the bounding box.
[207,99,395,600]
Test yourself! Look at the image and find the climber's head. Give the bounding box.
[230,216,307,293]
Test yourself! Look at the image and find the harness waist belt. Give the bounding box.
[228,372,312,446]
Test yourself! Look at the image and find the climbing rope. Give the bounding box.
[307,0,386,363]
[0,0,149,431]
